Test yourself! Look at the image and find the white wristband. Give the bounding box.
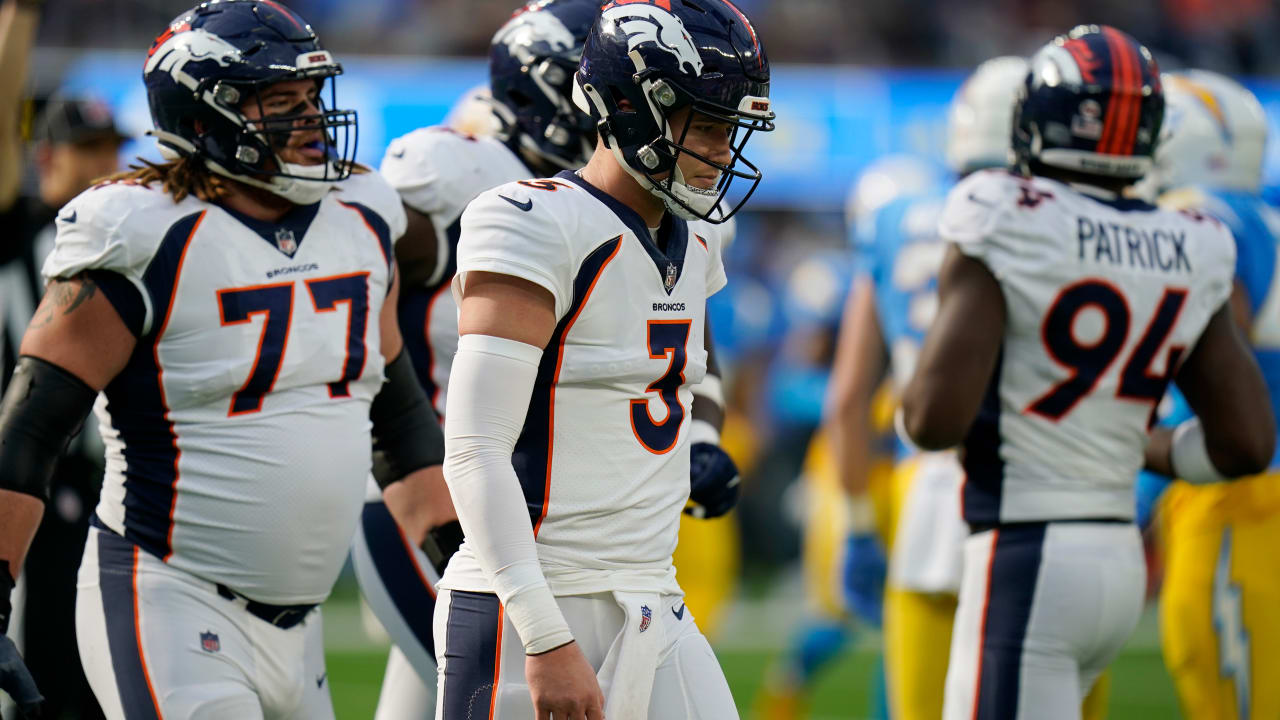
[846,494,877,535]
[1169,417,1228,485]
[504,581,575,655]
[893,406,920,453]
[689,418,720,445]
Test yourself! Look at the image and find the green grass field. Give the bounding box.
[325,642,1183,719]
[321,576,1184,719]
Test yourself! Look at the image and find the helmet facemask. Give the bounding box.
[205,67,358,205]
[149,55,358,206]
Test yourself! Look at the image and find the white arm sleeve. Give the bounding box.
[443,333,573,654]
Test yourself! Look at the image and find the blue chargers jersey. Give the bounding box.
[1153,188,1280,465]
[852,187,950,460]
[1196,189,1280,467]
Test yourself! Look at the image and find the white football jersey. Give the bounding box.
[441,170,729,596]
[941,170,1235,524]
[379,127,532,412]
[44,171,406,604]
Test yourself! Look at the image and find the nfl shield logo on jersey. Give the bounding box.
[664,262,677,291]
[639,604,652,633]
[199,630,220,653]
[274,228,299,256]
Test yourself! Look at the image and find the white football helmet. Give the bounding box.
[1147,70,1267,194]
[844,154,945,234]
[945,56,1028,175]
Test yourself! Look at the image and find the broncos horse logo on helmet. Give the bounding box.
[1014,25,1163,182]
[488,0,600,173]
[575,0,775,223]
[610,3,704,77]
[144,0,357,205]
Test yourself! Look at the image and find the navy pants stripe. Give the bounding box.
[360,502,438,658]
[440,590,503,720]
[97,530,163,720]
[974,523,1046,720]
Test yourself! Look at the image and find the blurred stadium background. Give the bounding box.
[14,0,1280,717]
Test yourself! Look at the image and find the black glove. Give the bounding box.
[0,562,42,718]
[685,442,740,519]
[419,521,464,576]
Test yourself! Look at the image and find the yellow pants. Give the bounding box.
[1159,474,1280,720]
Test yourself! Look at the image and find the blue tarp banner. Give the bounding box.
[55,52,1280,210]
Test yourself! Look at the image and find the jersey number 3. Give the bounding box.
[1027,279,1187,427]
[218,273,370,415]
[632,319,691,454]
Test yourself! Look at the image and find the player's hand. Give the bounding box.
[685,442,740,519]
[0,634,43,719]
[841,533,887,628]
[525,641,604,720]
[382,465,457,547]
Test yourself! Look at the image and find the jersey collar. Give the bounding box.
[215,200,322,258]
[555,170,689,295]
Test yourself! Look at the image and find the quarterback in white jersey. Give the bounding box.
[0,3,451,719]
[435,1,773,718]
[902,26,1273,720]
[348,2,603,718]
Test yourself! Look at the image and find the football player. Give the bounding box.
[900,25,1275,720]
[348,1,600,717]
[434,0,773,717]
[755,154,945,720]
[1139,69,1280,720]
[827,56,1028,720]
[0,2,454,718]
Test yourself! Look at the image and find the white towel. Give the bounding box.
[597,591,664,720]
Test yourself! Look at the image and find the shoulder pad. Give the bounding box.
[938,169,1017,247]
[44,181,199,280]
[42,182,203,336]
[1157,187,1214,213]
[380,127,524,219]
[457,181,574,318]
[332,170,408,242]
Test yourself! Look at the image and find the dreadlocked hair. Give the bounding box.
[97,155,230,203]
[96,157,371,203]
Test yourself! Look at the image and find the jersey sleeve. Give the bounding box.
[937,170,1018,279]
[41,184,161,334]
[341,169,409,243]
[1195,220,1238,320]
[380,127,477,219]
[695,222,729,298]
[455,185,574,319]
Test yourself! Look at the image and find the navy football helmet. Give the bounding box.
[1013,25,1163,181]
[574,0,775,223]
[143,0,356,204]
[489,0,599,172]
